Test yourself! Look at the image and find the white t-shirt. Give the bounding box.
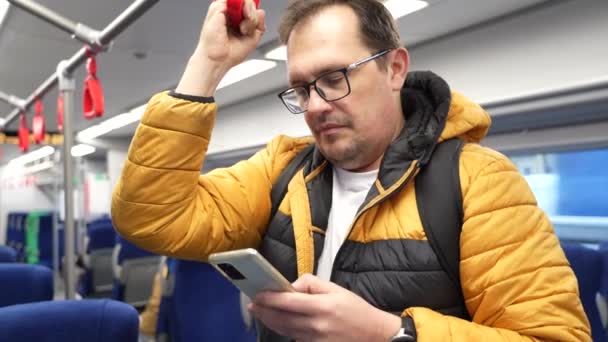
[316,167,378,281]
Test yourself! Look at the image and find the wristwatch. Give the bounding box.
[390,328,415,342]
[390,317,416,342]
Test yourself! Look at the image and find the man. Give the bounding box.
[112,0,591,341]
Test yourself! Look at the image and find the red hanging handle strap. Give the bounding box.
[18,112,30,153]
[57,92,64,132]
[83,48,105,119]
[222,0,261,30]
[32,98,45,144]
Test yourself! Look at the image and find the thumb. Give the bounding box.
[255,9,266,33]
[292,274,338,294]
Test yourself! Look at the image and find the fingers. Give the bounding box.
[292,273,339,294]
[239,18,256,36]
[239,0,256,35]
[248,303,312,338]
[246,9,266,41]
[255,9,266,33]
[206,0,227,22]
[254,290,329,316]
[202,0,228,39]
[243,0,258,25]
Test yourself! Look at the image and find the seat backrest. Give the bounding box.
[6,212,28,262]
[561,242,606,342]
[5,213,15,248]
[115,235,157,262]
[170,259,256,342]
[56,223,65,270]
[84,221,116,293]
[87,221,116,252]
[598,242,608,300]
[87,214,112,227]
[0,245,17,262]
[36,212,55,269]
[120,256,162,306]
[89,249,115,293]
[112,236,160,306]
[0,299,138,342]
[597,242,608,329]
[0,264,53,307]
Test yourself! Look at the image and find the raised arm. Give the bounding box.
[111,0,282,260]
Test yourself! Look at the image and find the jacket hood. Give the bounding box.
[386,71,491,163]
[404,71,491,150]
[374,71,491,187]
[401,71,491,143]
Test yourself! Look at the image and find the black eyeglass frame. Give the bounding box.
[277,49,393,114]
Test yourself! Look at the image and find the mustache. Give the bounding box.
[312,115,352,131]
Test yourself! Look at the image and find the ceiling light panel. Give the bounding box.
[383,0,428,19]
[217,59,278,90]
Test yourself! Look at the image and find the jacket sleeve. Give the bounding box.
[404,143,591,341]
[111,91,306,261]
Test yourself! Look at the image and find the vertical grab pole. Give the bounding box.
[57,60,76,299]
[77,157,86,256]
[52,159,61,292]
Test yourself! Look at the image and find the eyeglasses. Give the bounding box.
[278,49,392,114]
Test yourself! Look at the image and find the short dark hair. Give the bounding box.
[279,0,401,53]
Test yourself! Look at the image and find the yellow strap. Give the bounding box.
[289,169,315,276]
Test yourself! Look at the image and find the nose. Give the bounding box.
[306,86,332,115]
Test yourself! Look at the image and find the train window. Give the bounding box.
[508,148,608,243]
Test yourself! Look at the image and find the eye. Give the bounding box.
[319,72,345,87]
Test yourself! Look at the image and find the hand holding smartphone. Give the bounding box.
[209,248,295,299]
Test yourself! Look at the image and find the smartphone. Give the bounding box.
[208,248,295,299]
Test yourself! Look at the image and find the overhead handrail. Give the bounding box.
[0,91,26,112]
[0,0,160,129]
[0,0,160,300]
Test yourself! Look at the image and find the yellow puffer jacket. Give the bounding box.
[112,72,590,341]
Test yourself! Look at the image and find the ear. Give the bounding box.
[388,47,409,91]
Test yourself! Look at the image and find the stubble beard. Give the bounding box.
[320,134,367,170]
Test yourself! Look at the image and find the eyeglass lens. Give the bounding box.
[282,70,349,113]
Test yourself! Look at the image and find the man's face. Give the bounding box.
[286,5,404,171]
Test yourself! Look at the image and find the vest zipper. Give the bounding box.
[328,160,421,282]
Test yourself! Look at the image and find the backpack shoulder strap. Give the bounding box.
[269,144,315,221]
[415,138,464,290]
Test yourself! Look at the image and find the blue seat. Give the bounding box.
[598,242,608,330]
[561,242,606,342]
[0,264,53,307]
[159,259,256,342]
[0,245,17,262]
[6,212,28,262]
[36,212,56,269]
[599,242,608,300]
[112,236,160,307]
[87,221,117,251]
[78,219,116,296]
[4,213,15,250]
[0,299,138,342]
[46,222,75,272]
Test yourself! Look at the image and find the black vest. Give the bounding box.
[257,139,470,342]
